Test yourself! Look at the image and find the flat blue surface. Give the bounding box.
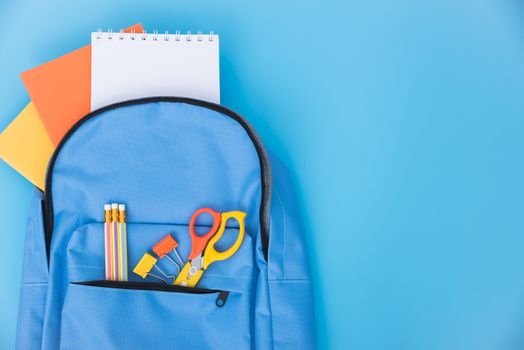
[1,0,524,349]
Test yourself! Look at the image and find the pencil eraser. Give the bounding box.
[104,204,111,210]
[111,203,118,209]
[119,204,126,211]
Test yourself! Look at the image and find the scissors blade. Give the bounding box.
[191,254,204,271]
[174,258,204,288]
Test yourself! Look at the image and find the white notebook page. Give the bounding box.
[91,32,220,110]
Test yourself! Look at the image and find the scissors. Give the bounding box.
[174,208,246,288]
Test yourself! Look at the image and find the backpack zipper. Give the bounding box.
[73,280,230,307]
[43,97,272,264]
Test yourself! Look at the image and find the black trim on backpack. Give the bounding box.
[43,97,272,264]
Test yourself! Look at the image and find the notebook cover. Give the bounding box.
[21,23,143,146]
[0,102,53,189]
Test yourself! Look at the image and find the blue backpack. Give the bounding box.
[15,97,315,349]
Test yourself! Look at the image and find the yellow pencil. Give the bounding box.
[104,204,111,280]
[118,204,128,281]
[111,203,118,280]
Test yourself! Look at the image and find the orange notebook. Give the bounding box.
[21,23,143,146]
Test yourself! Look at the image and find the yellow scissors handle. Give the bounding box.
[203,211,246,270]
[174,262,203,288]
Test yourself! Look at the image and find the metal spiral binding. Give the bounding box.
[95,29,216,42]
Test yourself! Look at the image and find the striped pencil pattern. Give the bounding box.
[104,204,112,280]
[111,203,119,279]
[104,203,128,281]
[117,204,128,281]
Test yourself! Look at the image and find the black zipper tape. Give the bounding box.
[43,97,272,264]
[73,280,230,307]
[40,199,49,238]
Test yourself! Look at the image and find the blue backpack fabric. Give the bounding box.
[15,97,315,349]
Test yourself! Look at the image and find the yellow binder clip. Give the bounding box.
[133,252,174,283]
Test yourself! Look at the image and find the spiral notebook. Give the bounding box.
[91,31,220,110]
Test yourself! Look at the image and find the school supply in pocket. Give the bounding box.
[104,203,128,281]
[175,208,246,288]
[104,205,111,279]
[117,205,128,281]
[152,234,185,271]
[134,252,175,283]
[132,208,246,288]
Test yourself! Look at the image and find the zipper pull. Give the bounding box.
[215,291,229,307]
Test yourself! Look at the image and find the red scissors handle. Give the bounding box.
[188,208,221,260]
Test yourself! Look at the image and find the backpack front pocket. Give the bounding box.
[60,280,251,349]
[66,222,253,290]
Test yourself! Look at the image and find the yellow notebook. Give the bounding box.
[0,102,54,189]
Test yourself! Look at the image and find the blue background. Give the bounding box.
[2,1,524,349]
